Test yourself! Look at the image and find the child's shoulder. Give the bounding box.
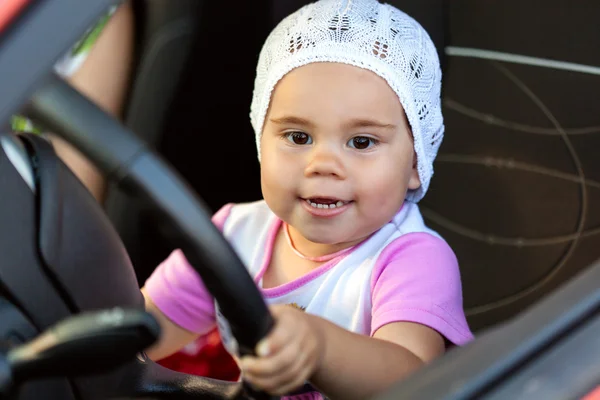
[216,199,273,221]
[380,231,457,270]
[376,202,458,274]
[368,206,473,345]
[213,199,276,233]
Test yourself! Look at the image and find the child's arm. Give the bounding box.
[141,288,200,361]
[241,305,444,400]
[311,313,444,399]
[140,205,234,360]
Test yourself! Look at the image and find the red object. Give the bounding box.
[158,329,240,382]
[582,386,600,400]
[0,0,30,34]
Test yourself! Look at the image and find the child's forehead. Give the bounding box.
[273,62,394,97]
[269,62,404,116]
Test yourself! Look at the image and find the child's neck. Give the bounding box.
[262,225,339,289]
[262,222,371,290]
[284,223,360,260]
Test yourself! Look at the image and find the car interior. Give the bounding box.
[0,0,599,399]
[109,0,600,334]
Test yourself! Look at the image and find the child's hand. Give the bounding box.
[240,304,324,396]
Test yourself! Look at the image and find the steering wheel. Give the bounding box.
[15,73,278,400]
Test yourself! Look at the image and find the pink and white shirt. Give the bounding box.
[145,200,473,399]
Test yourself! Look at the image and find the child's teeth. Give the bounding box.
[306,199,347,209]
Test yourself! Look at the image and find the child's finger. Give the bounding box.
[242,350,310,394]
[255,309,297,357]
[242,338,302,377]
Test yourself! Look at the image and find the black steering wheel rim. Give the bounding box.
[22,74,275,399]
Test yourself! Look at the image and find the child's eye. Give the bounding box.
[348,136,378,150]
[286,131,312,145]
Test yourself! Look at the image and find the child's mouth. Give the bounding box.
[303,197,351,209]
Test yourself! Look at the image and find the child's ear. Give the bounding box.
[408,151,421,190]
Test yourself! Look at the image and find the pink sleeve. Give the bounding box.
[143,203,234,334]
[370,233,474,346]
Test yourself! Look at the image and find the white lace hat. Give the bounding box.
[250,0,444,202]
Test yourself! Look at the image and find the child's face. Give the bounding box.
[260,62,420,246]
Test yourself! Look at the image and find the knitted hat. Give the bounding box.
[250,0,444,202]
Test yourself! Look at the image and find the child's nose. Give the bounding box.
[304,145,346,179]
